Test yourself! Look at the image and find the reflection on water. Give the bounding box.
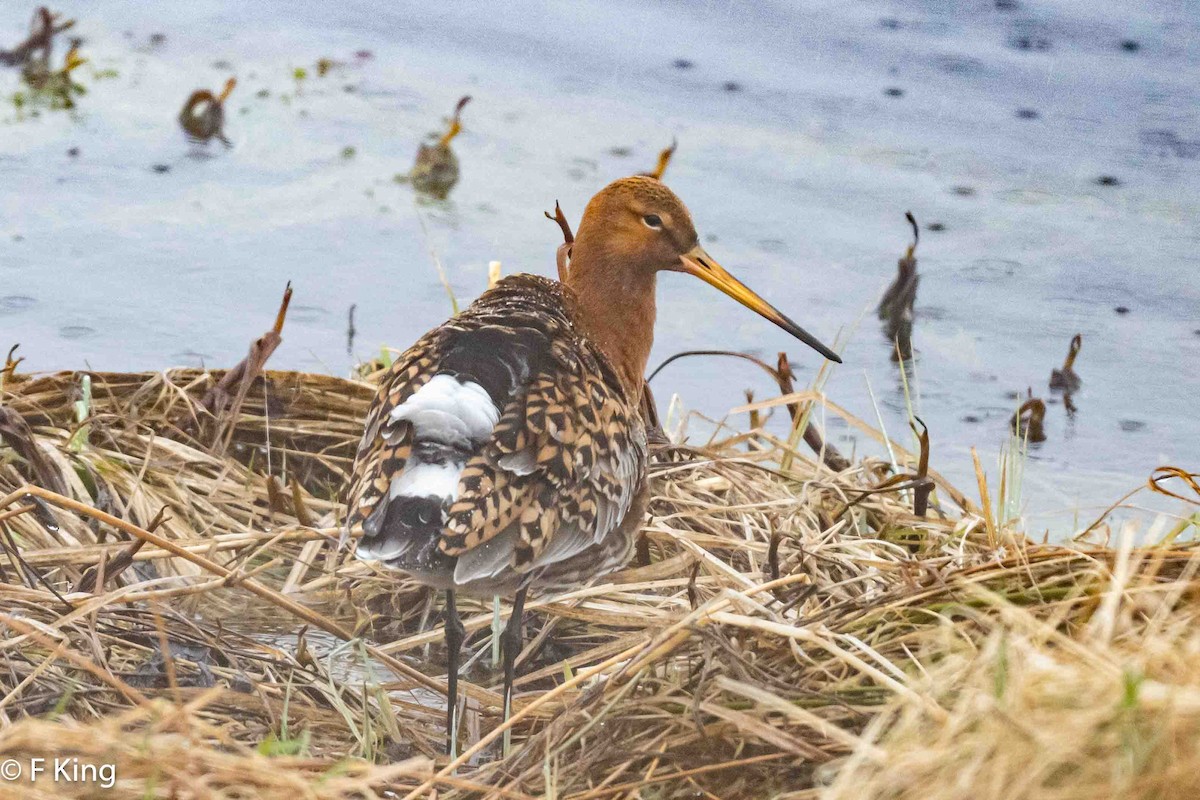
[1,0,1198,535]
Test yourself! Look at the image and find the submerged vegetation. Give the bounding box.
[878,212,920,363]
[0,286,1196,798]
[179,76,237,144]
[402,95,472,199]
[2,7,87,112]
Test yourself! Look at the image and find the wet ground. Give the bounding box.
[2,1,1197,535]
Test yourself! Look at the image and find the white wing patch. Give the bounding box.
[390,461,463,501]
[385,375,502,511]
[389,374,500,445]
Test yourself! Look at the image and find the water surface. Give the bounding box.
[2,0,1197,535]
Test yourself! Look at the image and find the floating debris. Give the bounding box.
[404,95,471,199]
[1011,391,1047,443]
[179,77,236,143]
[1095,174,1121,187]
[722,81,742,92]
[883,87,905,98]
[1114,305,1130,315]
[1120,39,1141,52]
[638,138,677,181]
[878,212,920,361]
[0,6,74,68]
[1049,334,1082,393]
[1007,30,1052,52]
[1015,107,1040,120]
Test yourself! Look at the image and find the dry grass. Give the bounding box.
[0,362,1197,799]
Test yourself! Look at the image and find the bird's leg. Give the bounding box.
[444,589,465,758]
[500,586,527,756]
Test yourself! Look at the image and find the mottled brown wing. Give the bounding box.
[440,334,646,570]
[343,329,442,534]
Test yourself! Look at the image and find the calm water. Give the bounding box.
[2,1,1197,535]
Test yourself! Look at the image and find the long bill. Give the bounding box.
[678,245,842,363]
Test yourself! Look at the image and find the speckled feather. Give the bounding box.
[344,274,647,587]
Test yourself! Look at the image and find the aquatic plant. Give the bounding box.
[1050,333,1083,393]
[0,6,74,68]
[402,95,471,199]
[179,77,237,143]
[16,39,87,111]
[879,212,920,362]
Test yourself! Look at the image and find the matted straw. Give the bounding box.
[1,360,1197,799]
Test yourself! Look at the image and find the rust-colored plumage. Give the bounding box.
[344,176,839,754]
[345,275,646,594]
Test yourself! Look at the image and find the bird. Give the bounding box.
[408,95,471,199]
[342,175,841,755]
[179,77,236,142]
[1049,334,1082,393]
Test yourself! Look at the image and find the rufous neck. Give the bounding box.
[565,241,657,401]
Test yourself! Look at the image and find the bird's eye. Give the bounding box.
[643,214,663,229]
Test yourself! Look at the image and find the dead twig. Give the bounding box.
[0,405,67,494]
[74,507,168,593]
[188,282,292,453]
[640,138,678,181]
[545,200,575,282]
[647,349,851,471]
[879,212,919,362]
[911,416,931,517]
[0,7,75,68]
